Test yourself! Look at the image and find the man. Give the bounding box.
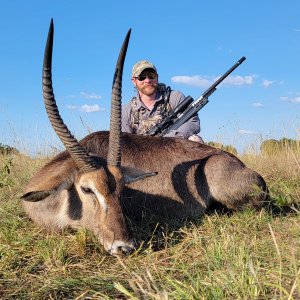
[122,60,203,142]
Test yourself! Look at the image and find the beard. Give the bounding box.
[138,82,157,96]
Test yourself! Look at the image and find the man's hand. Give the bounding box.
[188,134,204,143]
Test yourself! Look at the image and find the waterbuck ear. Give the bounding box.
[121,166,158,184]
[21,191,52,202]
[21,173,75,202]
[21,156,76,202]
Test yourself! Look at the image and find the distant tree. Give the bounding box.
[207,141,238,155]
[279,137,299,152]
[260,139,279,156]
[222,145,238,156]
[207,141,223,149]
[260,138,299,155]
[0,143,19,155]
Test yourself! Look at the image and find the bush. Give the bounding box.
[207,141,238,155]
[260,138,300,156]
[0,143,19,155]
[0,157,14,188]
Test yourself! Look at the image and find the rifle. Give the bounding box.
[147,56,246,136]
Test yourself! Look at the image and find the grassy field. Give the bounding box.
[0,146,299,299]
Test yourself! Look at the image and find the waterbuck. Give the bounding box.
[22,20,268,256]
[21,20,157,256]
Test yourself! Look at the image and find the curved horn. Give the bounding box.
[42,19,98,172]
[107,29,131,167]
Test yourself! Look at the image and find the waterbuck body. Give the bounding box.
[23,131,267,222]
[22,20,268,256]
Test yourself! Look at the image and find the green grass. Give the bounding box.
[0,150,300,299]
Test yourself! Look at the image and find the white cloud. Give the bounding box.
[290,97,300,103]
[262,79,274,88]
[261,79,283,88]
[80,92,101,100]
[252,102,263,107]
[171,75,212,87]
[222,75,254,86]
[238,129,258,135]
[171,74,255,87]
[66,104,77,110]
[280,96,289,101]
[280,95,300,103]
[80,104,104,112]
[66,103,106,112]
[289,97,300,103]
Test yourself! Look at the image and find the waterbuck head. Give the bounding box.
[21,20,157,256]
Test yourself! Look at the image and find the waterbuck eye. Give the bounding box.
[81,186,93,194]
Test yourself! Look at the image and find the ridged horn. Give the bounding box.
[107,29,131,167]
[42,19,98,172]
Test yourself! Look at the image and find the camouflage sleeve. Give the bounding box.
[164,90,200,138]
[122,103,133,133]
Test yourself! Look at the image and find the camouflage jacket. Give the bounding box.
[122,83,200,138]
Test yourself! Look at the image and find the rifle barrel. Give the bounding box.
[202,56,246,98]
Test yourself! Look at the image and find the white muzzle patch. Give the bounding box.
[109,240,136,256]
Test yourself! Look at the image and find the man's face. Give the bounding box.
[132,68,158,97]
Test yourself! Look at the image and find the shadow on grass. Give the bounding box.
[124,194,300,254]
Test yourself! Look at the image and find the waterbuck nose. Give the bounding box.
[109,240,136,256]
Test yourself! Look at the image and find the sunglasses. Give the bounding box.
[135,72,157,81]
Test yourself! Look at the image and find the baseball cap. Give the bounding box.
[132,60,157,77]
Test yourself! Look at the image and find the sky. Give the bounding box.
[0,1,299,155]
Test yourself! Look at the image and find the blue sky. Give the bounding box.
[0,1,299,154]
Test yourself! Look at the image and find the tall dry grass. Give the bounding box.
[0,143,299,299]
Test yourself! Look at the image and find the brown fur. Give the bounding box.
[24,131,268,220]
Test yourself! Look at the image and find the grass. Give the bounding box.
[0,146,300,299]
